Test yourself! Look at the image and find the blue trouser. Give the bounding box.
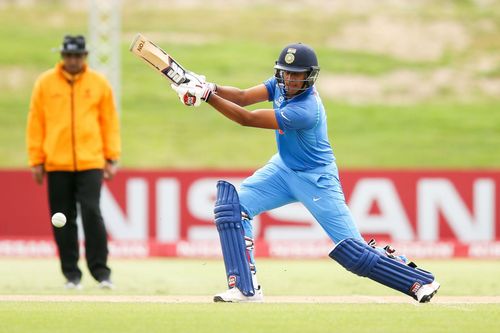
[239,154,362,267]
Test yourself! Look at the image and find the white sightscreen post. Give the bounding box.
[88,0,122,115]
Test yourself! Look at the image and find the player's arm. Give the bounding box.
[214,84,269,107]
[207,94,278,129]
[171,82,278,129]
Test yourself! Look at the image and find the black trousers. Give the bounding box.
[47,170,111,282]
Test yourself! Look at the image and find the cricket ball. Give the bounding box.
[51,212,67,228]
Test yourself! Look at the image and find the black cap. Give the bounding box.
[60,35,88,54]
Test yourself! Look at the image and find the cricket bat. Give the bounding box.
[129,33,191,85]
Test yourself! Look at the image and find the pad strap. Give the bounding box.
[214,180,254,296]
[329,238,434,299]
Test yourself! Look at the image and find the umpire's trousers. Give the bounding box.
[47,169,111,283]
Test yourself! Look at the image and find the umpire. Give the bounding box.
[26,35,121,289]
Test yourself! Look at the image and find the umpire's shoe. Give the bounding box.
[98,279,115,290]
[213,286,264,303]
[64,280,83,290]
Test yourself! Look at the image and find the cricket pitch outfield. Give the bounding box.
[0,258,498,333]
[2,294,499,304]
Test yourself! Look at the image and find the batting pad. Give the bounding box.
[329,238,434,299]
[214,180,255,296]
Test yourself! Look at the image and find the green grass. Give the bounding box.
[1,2,499,169]
[0,258,499,296]
[0,258,498,333]
[1,302,498,333]
[330,102,500,168]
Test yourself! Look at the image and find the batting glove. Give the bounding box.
[185,70,205,85]
[171,82,212,107]
[185,71,217,93]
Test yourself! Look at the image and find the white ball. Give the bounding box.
[51,212,67,228]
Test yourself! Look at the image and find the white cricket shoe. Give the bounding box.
[415,280,440,303]
[213,286,264,303]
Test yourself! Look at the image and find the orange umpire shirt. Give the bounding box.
[27,62,121,172]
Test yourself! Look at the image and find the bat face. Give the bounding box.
[129,33,188,85]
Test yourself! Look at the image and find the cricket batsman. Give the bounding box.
[171,43,441,303]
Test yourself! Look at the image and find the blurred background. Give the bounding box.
[0,0,499,259]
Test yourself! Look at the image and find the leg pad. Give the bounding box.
[214,180,254,296]
[329,238,435,299]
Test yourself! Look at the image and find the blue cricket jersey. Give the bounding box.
[264,76,335,171]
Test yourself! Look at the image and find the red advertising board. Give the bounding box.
[0,169,499,258]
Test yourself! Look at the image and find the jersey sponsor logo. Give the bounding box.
[275,95,285,108]
[313,196,321,202]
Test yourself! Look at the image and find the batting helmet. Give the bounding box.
[274,43,320,96]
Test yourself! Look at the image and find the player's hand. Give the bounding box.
[185,70,206,85]
[31,164,45,185]
[171,82,212,107]
[185,71,217,93]
[104,160,118,181]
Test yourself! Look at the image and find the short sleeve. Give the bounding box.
[263,77,276,102]
[274,104,318,131]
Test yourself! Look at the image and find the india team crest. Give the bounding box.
[285,47,297,64]
[285,53,295,64]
